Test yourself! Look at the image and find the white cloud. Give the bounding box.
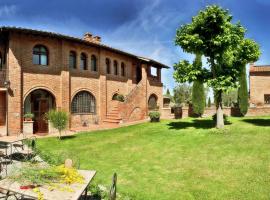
[99,0,194,92]
[0,5,17,17]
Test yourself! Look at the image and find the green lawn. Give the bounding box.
[37,117,270,200]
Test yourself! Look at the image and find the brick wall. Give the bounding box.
[162,106,270,119]
[250,71,270,105]
[4,32,164,135]
[0,91,6,125]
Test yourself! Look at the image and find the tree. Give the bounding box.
[238,65,249,116]
[191,54,205,117]
[173,84,192,106]
[174,5,260,128]
[222,89,237,107]
[208,97,211,107]
[166,89,171,96]
[47,110,69,139]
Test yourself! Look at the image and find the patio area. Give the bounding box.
[0,136,97,200]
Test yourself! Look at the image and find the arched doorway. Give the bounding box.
[24,89,55,133]
[148,94,158,110]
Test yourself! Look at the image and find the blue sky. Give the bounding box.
[0,0,269,95]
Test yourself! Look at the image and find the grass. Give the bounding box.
[37,116,270,200]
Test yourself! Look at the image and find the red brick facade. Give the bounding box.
[249,64,270,106]
[0,27,168,136]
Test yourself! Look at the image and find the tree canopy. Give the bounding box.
[174,5,260,128]
[173,84,192,106]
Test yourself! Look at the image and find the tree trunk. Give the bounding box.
[216,91,224,129]
[59,130,62,140]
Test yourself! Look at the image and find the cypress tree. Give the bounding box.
[191,54,205,117]
[166,89,171,96]
[208,97,211,107]
[238,65,249,116]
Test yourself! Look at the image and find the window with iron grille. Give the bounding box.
[106,58,111,74]
[114,60,118,75]
[69,51,76,69]
[80,53,87,70]
[33,45,48,65]
[71,91,96,114]
[264,94,270,104]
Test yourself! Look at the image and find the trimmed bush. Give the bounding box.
[113,94,125,102]
[149,111,160,122]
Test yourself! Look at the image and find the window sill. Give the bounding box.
[71,113,96,115]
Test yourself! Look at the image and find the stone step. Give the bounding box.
[110,108,119,112]
[108,110,120,115]
[106,115,121,120]
[103,119,121,124]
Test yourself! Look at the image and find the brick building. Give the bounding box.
[249,64,270,106]
[0,27,168,136]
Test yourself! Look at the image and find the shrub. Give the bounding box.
[116,94,125,102]
[47,110,68,139]
[113,94,125,102]
[212,113,228,124]
[149,111,160,122]
[24,113,34,120]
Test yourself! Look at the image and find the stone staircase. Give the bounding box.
[103,104,122,125]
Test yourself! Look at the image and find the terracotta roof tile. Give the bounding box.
[250,65,270,72]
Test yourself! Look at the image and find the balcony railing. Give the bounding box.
[0,69,6,88]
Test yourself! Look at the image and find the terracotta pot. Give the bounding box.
[24,118,33,122]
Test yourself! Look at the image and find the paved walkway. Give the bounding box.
[0,119,149,142]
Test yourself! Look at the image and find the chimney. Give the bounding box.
[83,32,101,44]
[84,32,93,42]
[93,36,101,44]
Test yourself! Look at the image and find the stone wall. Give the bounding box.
[162,106,270,119]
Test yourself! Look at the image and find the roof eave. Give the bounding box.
[0,26,170,69]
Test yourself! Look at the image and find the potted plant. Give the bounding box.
[116,94,125,102]
[24,113,34,121]
[47,110,68,139]
[149,111,160,122]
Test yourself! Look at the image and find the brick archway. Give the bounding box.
[24,89,56,133]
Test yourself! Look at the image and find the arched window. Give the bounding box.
[69,51,76,69]
[80,53,87,70]
[106,58,111,74]
[71,91,96,114]
[148,94,158,110]
[0,52,2,70]
[33,45,48,65]
[113,60,118,75]
[121,62,126,76]
[91,55,97,71]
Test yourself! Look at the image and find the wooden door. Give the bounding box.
[37,99,49,133]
